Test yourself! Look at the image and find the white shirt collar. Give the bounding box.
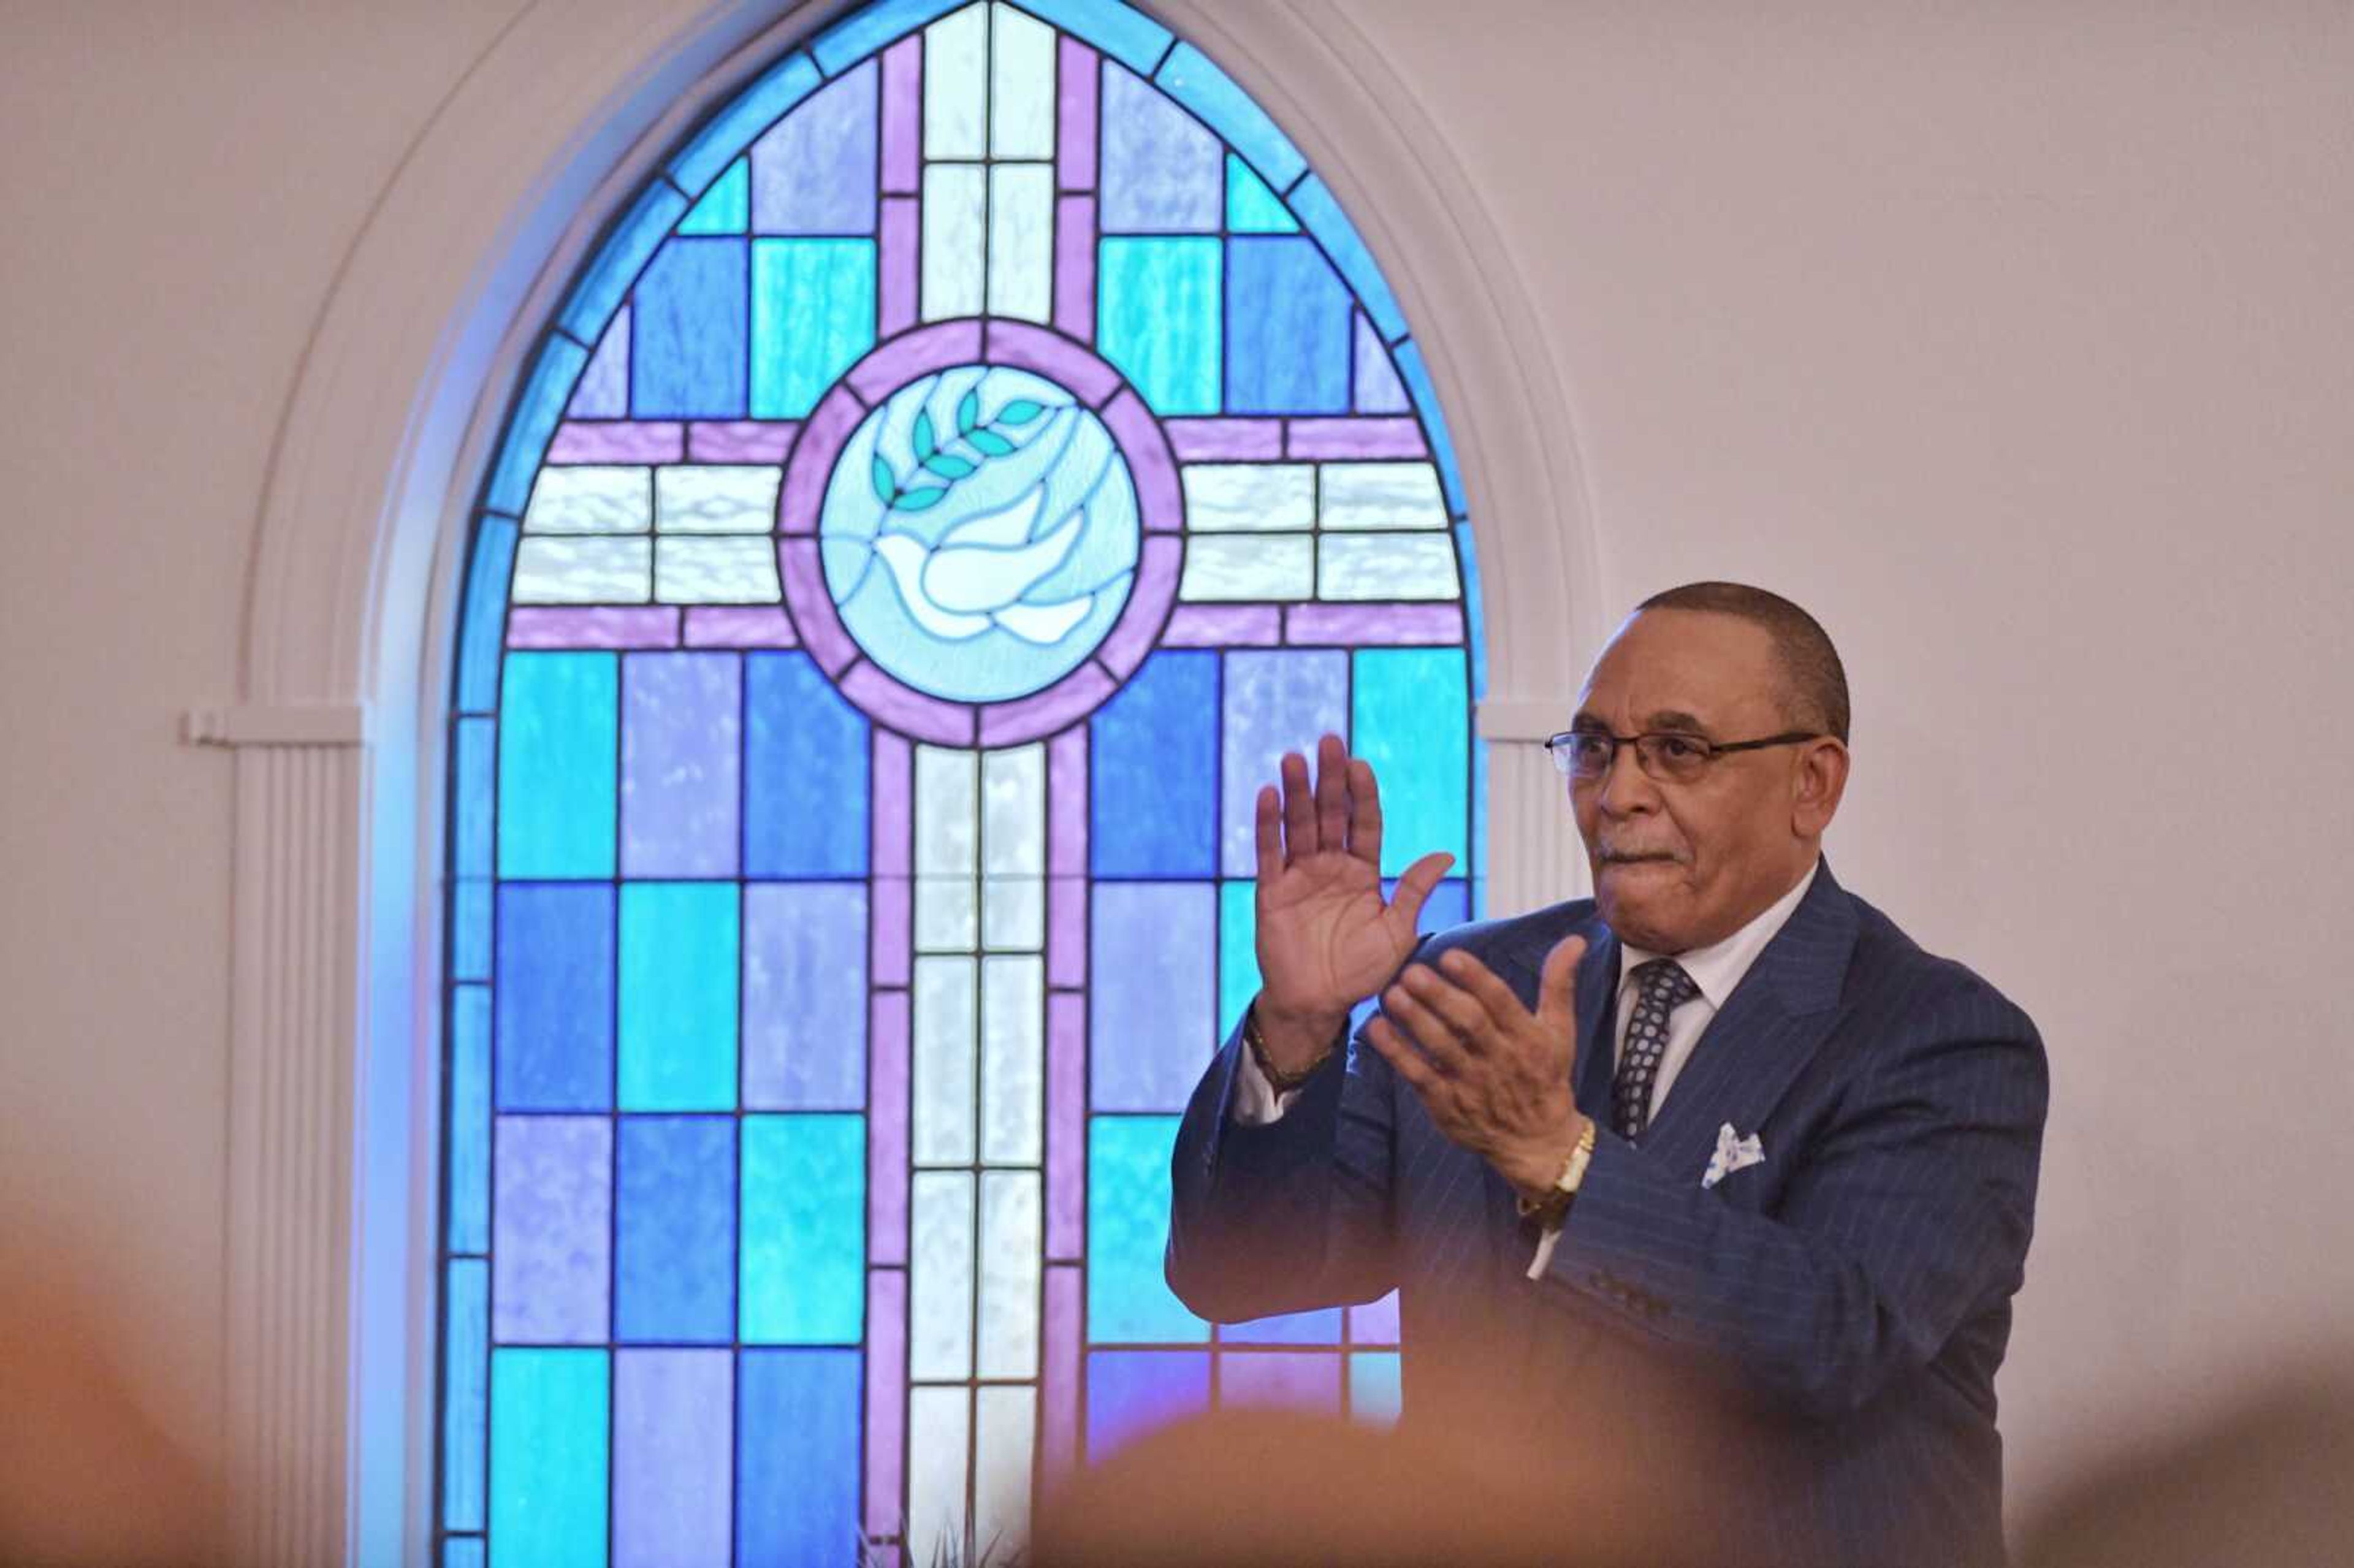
[1617,860,1820,1011]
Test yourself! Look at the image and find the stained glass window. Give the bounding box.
[439,1,1486,1562]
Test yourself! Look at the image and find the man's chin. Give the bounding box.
[1593,870,1688,950]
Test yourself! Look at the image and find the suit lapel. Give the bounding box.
[1572,923,1622,1121]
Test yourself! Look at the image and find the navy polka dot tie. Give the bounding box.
[1612,959,1699,1142]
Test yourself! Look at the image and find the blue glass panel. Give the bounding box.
[498,652,617,881]
[1382,875,1469,938]
[616,1117,737,1342]
[750,62,877,236]
[745,652,870,878]
[489,1349,610,1567]
[1456,519,1487,695]
[630,238,748,420]
[1352,311,1409,414]
[452,717,494,878]
[559,183,691,343]
[1089,650,1216,878]
[750,239,877,418]
[442,1541,485,1568]
[571,309,630,417]
[493,1116,612,1344]
[677,159,748,236]
[1218,1350,1341,1414]
[1395,341,1468,519]
[1469,730,1488,918]
[1225,153,1298,234]
[621,653,742,880]
[1098,237,1221,415]
[619,882,740,1112]
[1019,0,1173,75]
[1154,45,1306,192]
[487,338,591,517]
[1089,883,1214,1111]
[451,878,492,983]
[449,985,490,1254]
[742,883,869,1109]
[741,1114,865,1343]
[1217,650,1349,878]
[1352,650,1468,875]
[1348,1352,1403,1426]
[455,516,518,715]
[1099,65,1221,234]
[612,1350,733,1568]
[495,883,614,1112]
[737,1349,862,1566]
[1285,175,1405,345]
[441,1258,488,1531]
[1224,237,1350,415]
[1220,1307,1340,1345]
[1086,1115,1205,1342]
[1085,1350,1208,1460]
[669,51,823,192]
[811,0,965,74]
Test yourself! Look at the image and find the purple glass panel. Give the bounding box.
[1160,604,1279,647]
[750,59,878,235]
[683,606,797,648]
[1053,194,1096,341]
[1100,389,1181,531]
[687,420,798,462]
[1046,727,1087,877]
[1219,650,1350,877]
[1284,603,1465,646]
[1284,417,1426,460]
[1094,536,1179,679]
[1085,1351,1210,1461]
[1046,991,1085,1256]
[1040,1265,1083,1480]
[507,607,680,650]
[842,661,978,745]
[548,421,685,465]
[743,884,868,1110]
[847,320,983,405]
[869,990,910,1267]
[863,1270,907,1537]
[1217,1352,1342,1415]
[1056,37,1099,189]
[612,1350,732,1567]
[492,1116,611,1344]
[1166,418,1282,461]
[880,37,921,196]
[984,318,1118,406]
[1352,312,1410,414]
[620,653,741,878]
[879,196,919,336]
[1347,1290,1400,1345]
[777,540,860,675]
[1047,876,1086,991]
[976,662,1113,747]
[870,878,911,988]
[1099,64,1220,233]
[871,731,912,877]
[569,307,630,418]
[778,384,863,533]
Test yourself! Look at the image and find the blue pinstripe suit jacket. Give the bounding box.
[1167,862,2048,1567]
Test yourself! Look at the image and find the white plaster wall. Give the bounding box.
[1,0,2347,1531]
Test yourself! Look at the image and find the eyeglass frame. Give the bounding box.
[1544,726,1828,782]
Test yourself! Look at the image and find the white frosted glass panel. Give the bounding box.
[525,465,651,535]
[1316,533,1460,601]
[512,536,652,603]
[916,746,978,873]
[916,875,979,952]
[973,1386,1037,1558]
[913,957,977,1163]
[1178,535,1314,601]
[655,465,782,534]
[653,537,781,603]
[1317,462,1448,531]
[1182,465,1313,533]
[923,169,986,322]
[982,878,1044,951]
[980,956,1043,1164]
[977,1171,1042,1377]
[987,164,1054,324]
[923,4,988,159]
[906,1386,973,1568]
[981,745,1045,875]
[988,3,1056,158]
[911,1171,977,1380]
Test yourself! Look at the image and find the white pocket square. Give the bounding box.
[1702,1122,1766,1190]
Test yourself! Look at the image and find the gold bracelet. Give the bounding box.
[1243,1003,1337,1094]
[1515,1117,1599,1224]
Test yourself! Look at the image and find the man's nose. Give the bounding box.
[1594,741,1659,815]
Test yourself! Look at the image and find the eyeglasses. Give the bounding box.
[1545,728,1824,785]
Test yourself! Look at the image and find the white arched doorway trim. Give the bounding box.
[189,2,1601,1561]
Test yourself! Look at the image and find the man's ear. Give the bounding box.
[1792,739,1849,838]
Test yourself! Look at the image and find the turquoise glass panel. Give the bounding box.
[1225,153,1298,234]
[1086,1115,1205,1343]
[1019,0,1173,74]
[489,1349,611,1568]
[455,517,517,715]
[668,50,823,191]
[1089,650,1217,878]
[1154,44,1306,192]
[1352,649,1468,876]
[448,984,490,1253]
[612,1350,733,1567]
[452,717,494,879]
[750,239,877,418]
[631,238,748,419]
[1284,175,1405,345]
[615,1117,736,1342]
[495,884,614,1112]
[497,652,617,880]
[1089,884,1215,1111]
[560,183,692,342]
[442,1258,488,1531]
[741,1114,866,1344]
[745,652,869,878]
[1224,237,1350,414]
[1456,519,1487,694]
[618,882,739,1112]
[451,878,492,982]
[1085,1350,1208,1460]
[1349,1352,1403,1426]
[1216,878,1257,1043]
[487,339,590,517]
[676,158,748,236]
[1098,237,1221,415]
[737,1350,862,1565]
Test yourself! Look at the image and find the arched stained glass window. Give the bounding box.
[438,1,1487,1561]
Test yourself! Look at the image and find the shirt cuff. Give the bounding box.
[1525,1219,1566,1280]
[1229,1040,1304,1127]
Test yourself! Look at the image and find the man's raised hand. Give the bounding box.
[1251,734,1453,1075]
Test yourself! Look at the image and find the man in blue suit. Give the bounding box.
[1167,584,2047,1566]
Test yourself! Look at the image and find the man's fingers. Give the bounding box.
[1312,734,1351,855]
[1364,1017,1444,1098]
[1279,750,1318,856]
[1536,935,1588,1033]
[1381,978,1474,1074]
[1434,947,1533,1029]
[1396,962,1494,1048]
[1388,850,1457,931]
[1347,757,1384,869]
[1254,784,1282,881]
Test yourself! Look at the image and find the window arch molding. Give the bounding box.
[198,3,1600,1562]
